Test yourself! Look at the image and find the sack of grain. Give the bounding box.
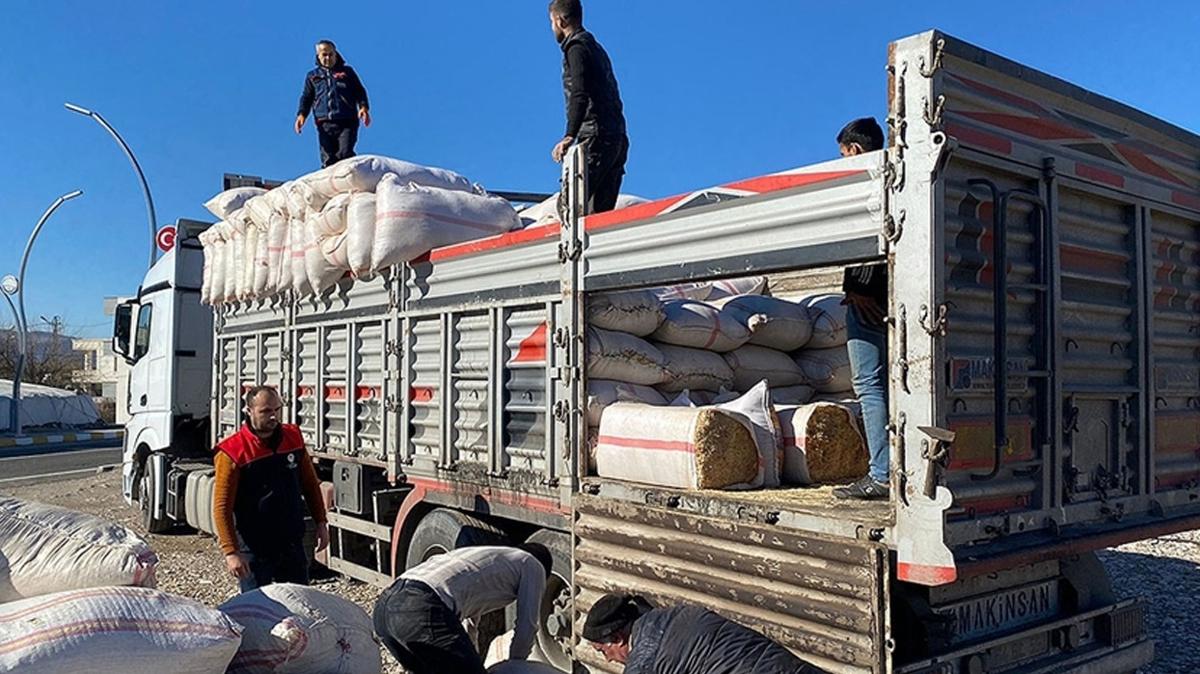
[304,218,347,292]
[289,218,313,296]
[222,222,240,303]
[715,381,782,487]
[250,219,271,297]
[586,328,669,386]
[795,346,854,393]
[588,289,664,336]
[0,497,159,603]
[587,380,667,427]
[205,186,267,220]
[798,293,850,348]
[655,276,768,302]
[199,229,216,305]
[516,192,648,227]
[244,194,274,230]
[771,384,815,405]
[723,344,806,392]
[650,300,750,352]
[0,586,242,674]
[657,343,735,393]
[307,154,473,198]
[205,229,228,305]
[308,192,353,238]
[220,583,380,674]
[264,212,288,295]
[777,403,867,484]
[265,181,295,216]
[722,295,813,351]
[372,175,520,271]
[239,216,261,301]
[345,192,377,277]
[594,402,762,489]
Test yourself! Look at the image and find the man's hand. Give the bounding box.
[225,552,251,580]
[842,291,886,328]
[314,521,330,554]
[294,114,306,134]
[359,108,371,128]
[551,136,575,163]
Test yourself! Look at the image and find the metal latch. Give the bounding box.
[918,425,956,499]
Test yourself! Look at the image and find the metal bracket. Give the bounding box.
[895,304,910,394]
[384,394,400,413]
[889,412,908,505]
[557,241,582,263]
[384,339,400,356]
[553,326,572,349]
[919,38,946,77]
[922,94,946,128]
[553,400,570,423]
[919,426,956,499]
[918,303,949,337]
[884,209,906,244]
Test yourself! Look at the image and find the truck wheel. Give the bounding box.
[404,508,507,570]
[527,529,574,672]
[138,471,172,534]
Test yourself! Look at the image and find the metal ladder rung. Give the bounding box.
[1007,282,1048,292]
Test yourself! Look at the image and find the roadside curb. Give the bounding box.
[0,429,123,449]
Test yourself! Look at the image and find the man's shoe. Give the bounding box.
[832,475,890,500]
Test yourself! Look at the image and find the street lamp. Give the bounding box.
[64,102,157,271]
[3,190,83,436]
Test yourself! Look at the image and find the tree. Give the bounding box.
[0,325,84,391]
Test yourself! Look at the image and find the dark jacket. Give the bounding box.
[561,29,626,140]
[624,605,823,674]
[298,53,369,123]
[843,262,887,307]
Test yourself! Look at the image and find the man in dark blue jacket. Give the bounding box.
[296,40,371,168]
[582,593,826,673]
[548,0,629,214]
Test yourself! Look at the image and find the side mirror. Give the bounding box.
[112,301,135,361]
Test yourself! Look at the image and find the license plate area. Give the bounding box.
[935,579,1060,643]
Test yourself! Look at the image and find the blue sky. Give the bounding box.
[1,1,1197,337]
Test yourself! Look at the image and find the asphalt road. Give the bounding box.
[0,444,123,486]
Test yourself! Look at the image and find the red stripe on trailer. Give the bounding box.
[326,385,347,401]
[512,322,548,363]
[597,435,695,453]
[1114,143,1188,186]
[585,195,688,231]
[323,385,381,401]
[405,476,566,515]
[946,122,1013,155]
[409,386,435,403]
[1074,162,1126,188]
[897,562,957,586]
[721,170,864,194]
[962,112,1092,141]
[954,494,1032,517]
[950,74,1050,115]
[429,223,559,261]
[295,385,316,398]
[1172,191,1200,211]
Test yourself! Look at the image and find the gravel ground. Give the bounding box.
[3,469,1197,673]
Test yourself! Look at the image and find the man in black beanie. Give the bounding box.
[582,593,826,673]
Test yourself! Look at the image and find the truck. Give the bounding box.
[112,30,1199,673]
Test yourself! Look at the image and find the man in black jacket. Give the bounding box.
[296,39,371,168]
[549,0,629,214]
[582,593,826,673]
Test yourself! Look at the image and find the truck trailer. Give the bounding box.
[112,30,1199,673]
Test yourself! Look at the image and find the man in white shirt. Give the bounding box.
[372,543,554,673]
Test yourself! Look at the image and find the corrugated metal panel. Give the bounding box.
[294,329,318,446]
[238,335,258,395]
[216,338,238,437]
[354,322,386,461]
[323,325,349,453]
[504,307,550,476]
[451,313,490,466]
[409,317,442,465]
[572,495,888,674]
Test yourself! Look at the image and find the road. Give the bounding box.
[0,444,123,486]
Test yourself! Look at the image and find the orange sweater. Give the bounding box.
[212,442,326,556]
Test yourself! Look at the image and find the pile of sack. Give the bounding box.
[0,497,379,674]
[199,154,522,305]
[586,283,869,490]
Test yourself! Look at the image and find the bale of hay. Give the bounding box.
[723,344,807,392]
[656,344,735,393]
[586,328,670,385]
[650,300,750,352]
[777,403,868,485]
[794,346,855,393]
[588,289,665,336]
[722,295,814,351]
[798,293,850,348]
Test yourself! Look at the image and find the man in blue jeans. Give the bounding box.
[832,118,891,500]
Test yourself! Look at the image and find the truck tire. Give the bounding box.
[138,470,172,534]
[526,528,574,672]
[404,508,507,570]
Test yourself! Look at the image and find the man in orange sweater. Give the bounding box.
[213,385,329,592]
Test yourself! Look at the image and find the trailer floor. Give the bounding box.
[699,484,894,527]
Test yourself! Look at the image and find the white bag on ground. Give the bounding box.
[588,289,664,336]
[219,583,380,674]
[205,186,267,220]
[483,630,553,669]
[0,497,159,603]
[795,346,855,393]
[586,328,669,386]
[0,586,242,674]
[307,154,473,198]
[657,343,735,393]
[372,175,520,271]
[587,380,667,426]
[723,344,807,392]
[345,192,377,277]
[799,293,850,348]
[650,300,750,352]
[722,295,813,351]
[777,403,868,484]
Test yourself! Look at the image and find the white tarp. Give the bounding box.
[0,380,101,432]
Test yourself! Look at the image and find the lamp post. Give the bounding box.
[64,102,157,270]
[3,190,83,436]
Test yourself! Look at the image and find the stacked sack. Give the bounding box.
[199,155,522,305]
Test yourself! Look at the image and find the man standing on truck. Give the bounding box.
[583,593,827,673]
[295,39,371,168]
[549,0,629,214]
[831,117,891,501]
[213,385,330,591]
[372,544,554,674]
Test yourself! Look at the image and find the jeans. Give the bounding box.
[582,135,629,214]
[237,540,310,593]
[846,305,889,483]
[373,579,487,674]
[317,119,359,168]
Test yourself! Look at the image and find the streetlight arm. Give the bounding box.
[16,190,83,341]
[65,102,158,271]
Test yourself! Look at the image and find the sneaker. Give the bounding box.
[833,475,890,500]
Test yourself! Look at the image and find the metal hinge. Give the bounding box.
[553,327,572,349]
[922,94,946,129]
[919,38,946,77]
[555,366,580,382]
[894,304,910,394]
[557,241,582,263]
[384,339,400,356]
[918,303,949,337]
[384,394,400,412]
[884,209,906,244]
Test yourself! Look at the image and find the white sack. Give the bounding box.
[207,234,227,306]
[722,294,813,351]
[587,380,667,426]
[0,497,158,603]
[795,346,854,393]
[220,583,380,674]
[586,328,669,386]
[265,181,294,215]
[715,381,782,487]
[205,186,266,220]
[307,154,473,198]
[657,343,735,393]
[0,586,242,674]
[240,218,261,301]
[484,630,553,669]
[371,175,519,271]
[588,289,664,336]
[345,192,377,277]
[305,218,347,292]
[654,276,768,302]
[244,194,274,230]
[723,344,807,392]
[251,220,271,296]
[650,300,750,352]
[199,229,215,305]
[309,192,352,238]
[267,212,290,295]
[289,217,313,295]
[776,403,868,485]
[799,293,850,348]
[222,222,240,303]
[517,192,649,227]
